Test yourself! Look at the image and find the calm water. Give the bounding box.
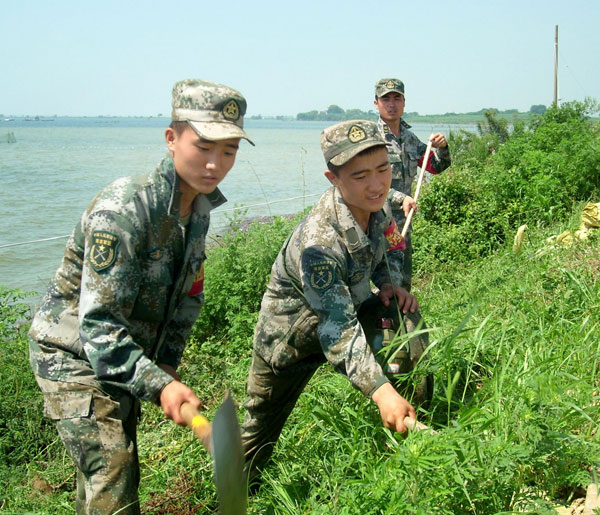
[0,117,467,295]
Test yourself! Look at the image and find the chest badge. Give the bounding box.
[149,248,163,260]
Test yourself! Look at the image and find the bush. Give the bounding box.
[0,288,57,467]
[414,99,600,274]
[192,214,303,356]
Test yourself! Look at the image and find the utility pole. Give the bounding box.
[553,25,558,106]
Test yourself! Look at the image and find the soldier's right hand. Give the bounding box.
[378,283,419,314]
[159,380,203,426]
[371,382,416,434]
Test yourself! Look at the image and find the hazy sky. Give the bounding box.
[2,0,598,117]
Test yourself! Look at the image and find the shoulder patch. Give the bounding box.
[308,259,335,292]
[384,220,405,251]
[188,263,205,296]
[88,231,120,272]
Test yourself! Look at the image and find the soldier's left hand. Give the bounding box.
[378,283,419,313]
[429,133,447,148]
[402,195,417,218]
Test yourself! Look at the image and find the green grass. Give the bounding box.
[2,220,598,514]
[1,102,599,513]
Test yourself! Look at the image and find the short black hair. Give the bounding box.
[169,120,190,135]
[326,144,386,175]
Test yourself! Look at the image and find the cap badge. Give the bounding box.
[348,125,367,143]
[223,100,240,121]
[386,80,396,88]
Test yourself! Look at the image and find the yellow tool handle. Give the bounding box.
[181,402,212,450]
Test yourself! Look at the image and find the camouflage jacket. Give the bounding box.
[29,155,225,402]
[377,117,451,223]
[253,187,404,397]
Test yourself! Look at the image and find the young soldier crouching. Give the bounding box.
[241,119,430,485]
[28,79,253,514]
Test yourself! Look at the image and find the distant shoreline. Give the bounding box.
[0,111,533,126]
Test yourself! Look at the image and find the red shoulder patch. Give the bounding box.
[384,220,405,251]
[187,264,205,296]
[418,151,437,174]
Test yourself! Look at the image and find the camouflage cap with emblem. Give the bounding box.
[375,78,405,98]
[320,120,387,167]
[171,79,254,145]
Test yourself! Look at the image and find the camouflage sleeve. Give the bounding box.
[372,248,404,289]
[300,246,389,397]
[78,210,174,403]
[418,140,451,175]
[435,144,451,172]
[156,293,204,370]
[387,188,407,210]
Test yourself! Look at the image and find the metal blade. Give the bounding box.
[211,392,247,515]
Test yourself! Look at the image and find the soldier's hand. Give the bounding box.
[159,380,203,426]
[429,133,447,148]
[402,195,417,218]
[372,382,416,434]
[379,283,419,313]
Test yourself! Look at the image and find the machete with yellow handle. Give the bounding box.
[181,391,247,515]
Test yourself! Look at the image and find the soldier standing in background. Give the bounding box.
[374,78,451,290]
[28,79,253,514]
[241,120,429,487]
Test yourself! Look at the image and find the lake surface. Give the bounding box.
[0,117,471,295]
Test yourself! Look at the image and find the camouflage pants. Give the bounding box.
[241,295,430,484]
[34,375,140,515]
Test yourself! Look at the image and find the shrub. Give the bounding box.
[0,288,57,466]
[414,99,600,275]
[192,213,303,356]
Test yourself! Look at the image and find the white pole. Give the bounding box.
[401,136,433,238]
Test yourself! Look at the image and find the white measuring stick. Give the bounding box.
[400,136,434,238]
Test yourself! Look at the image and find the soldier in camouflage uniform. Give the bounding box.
[28,79,253,514]
[241,120,428,485]
[374,78,451,290]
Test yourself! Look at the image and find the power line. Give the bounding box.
[0,193,320,250]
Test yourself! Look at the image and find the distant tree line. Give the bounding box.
[297,105,378,121]
[296,104,547,121]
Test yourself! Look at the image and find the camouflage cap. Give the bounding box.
[321,120,386,167]
[171,79,254,145]
[375,78,405,98]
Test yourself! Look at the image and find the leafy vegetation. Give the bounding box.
[415,99,600,268]
[1,101,599,513]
